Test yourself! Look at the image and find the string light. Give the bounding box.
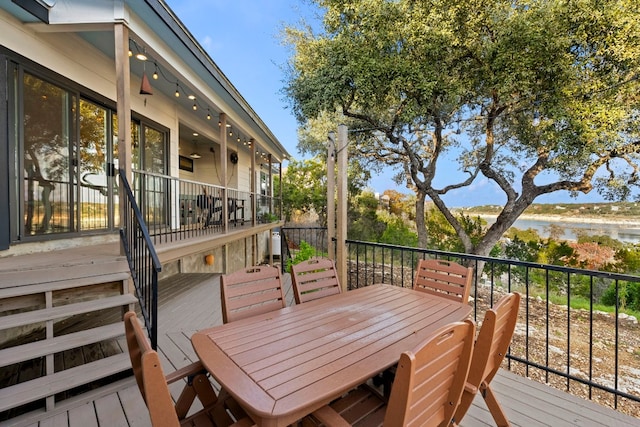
[128,39,245,132]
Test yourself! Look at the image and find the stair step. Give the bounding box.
[0,258,129,289]
[0,293,138,331]
[0,322,126,368]
[0,272,130,299]
[0,353,132,412]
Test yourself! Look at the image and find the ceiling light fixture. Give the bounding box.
[175,82,180,97]
[189,152,201,159]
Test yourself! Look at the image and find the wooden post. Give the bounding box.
[250,139,258,264]
[327,132,336,260]
[220,113,228,234]
[114,23,131,256]
[336,125,348,291]
[220,114,229,272]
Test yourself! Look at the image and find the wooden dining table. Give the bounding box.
[191,283,472,427]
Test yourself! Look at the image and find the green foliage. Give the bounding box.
[425,207,489,253]
[378,211,418,247]
[286,240,316,273]
[576,234,624,251]
[601,281,640,312]
[538,240,576,267]
[614,247,640,273]
[504,236,540,262]
[505,227,541,243]
[283,0,640,257]
[278,157,328,224]
[348,191,386,242]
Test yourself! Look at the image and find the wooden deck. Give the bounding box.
[3,272,639,427]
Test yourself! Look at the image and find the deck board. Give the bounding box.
[67,403,98,427]
[3,270,639,427]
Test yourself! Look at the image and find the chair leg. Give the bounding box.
[452,385,476,425]
[481,383,511,427]
[175,372,218,419]
[193,373,219,407]
[174,382,198,419]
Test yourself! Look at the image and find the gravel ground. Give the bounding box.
[349,263,640,419]
[475,287,640,419]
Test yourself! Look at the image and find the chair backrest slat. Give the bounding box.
[413,259,473,304]
[384,320,475,427]
[291,257,342,304]
[470,292,521,387]
[221,265,286,323]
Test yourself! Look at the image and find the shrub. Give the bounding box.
[286,240,315,273]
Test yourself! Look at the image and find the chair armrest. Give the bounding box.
[165,361,206,384]
[311,406,351,427]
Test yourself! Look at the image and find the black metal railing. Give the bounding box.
[119,169,162,349]
[279,227,640,410]
[344,239,640,410]
[131,170,279,245]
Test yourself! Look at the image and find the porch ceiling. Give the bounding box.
[1,0,290,163]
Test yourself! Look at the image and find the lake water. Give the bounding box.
[483,217,640,244]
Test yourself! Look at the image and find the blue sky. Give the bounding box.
[164,0,311,158]
[164,0,609,207]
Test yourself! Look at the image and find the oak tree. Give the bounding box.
[283,0,640,256]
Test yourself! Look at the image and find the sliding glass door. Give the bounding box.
[22,72,75,235]
[15,67,167,241]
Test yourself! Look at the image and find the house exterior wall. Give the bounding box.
[0,2,285,257]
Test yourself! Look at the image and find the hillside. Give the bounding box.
[461,202,640,223]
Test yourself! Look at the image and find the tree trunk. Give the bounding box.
[415,191,427,248]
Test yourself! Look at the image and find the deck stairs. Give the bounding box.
[0,242,135,419]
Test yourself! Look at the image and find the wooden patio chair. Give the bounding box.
[291,257,342,304]
[453,292,521,427]
[123,311,254,427]
[308,320,476,427]
[220,265,286,323]
[413,259,473,304]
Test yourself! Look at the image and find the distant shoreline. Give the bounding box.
[476,214,640,227]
